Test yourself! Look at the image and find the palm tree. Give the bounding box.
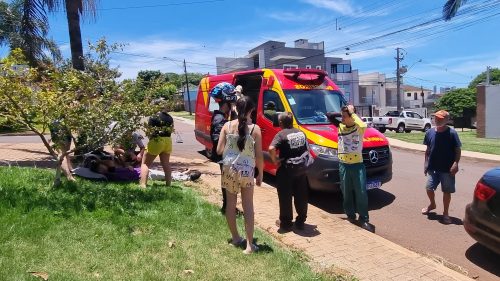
[21,0,98,70]
[443,0,467,21]
[0,0,61,66]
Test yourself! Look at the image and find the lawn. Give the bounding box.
[0,167,350,281]
[385,130,500,155]
[170,111,195,120]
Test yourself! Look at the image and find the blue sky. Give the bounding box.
[2,0,500,90]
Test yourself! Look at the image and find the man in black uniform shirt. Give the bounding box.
[269,112,312,232]
[210,89,237,214]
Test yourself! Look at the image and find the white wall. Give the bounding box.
[485,86,500,138]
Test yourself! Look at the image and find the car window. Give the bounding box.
[262,90,285,121]
[415,113,423,119]
[284,89,344,125]
[406,112,414,118]
[208,97,219,113]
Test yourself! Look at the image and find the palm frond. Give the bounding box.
[443,0,468,21]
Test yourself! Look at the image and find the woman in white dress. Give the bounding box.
[217,96,263,254]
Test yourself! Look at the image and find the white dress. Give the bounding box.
[221,122,256,194]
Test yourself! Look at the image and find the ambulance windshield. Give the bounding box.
[284,89,345,125]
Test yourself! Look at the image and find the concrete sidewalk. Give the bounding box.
[189,159,472,281]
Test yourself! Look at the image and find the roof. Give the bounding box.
[402,84,432,92]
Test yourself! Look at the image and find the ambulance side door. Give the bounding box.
[258,90,286,173]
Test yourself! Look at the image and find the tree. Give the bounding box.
[443,0,467,21]
[435,88,476,118]
[468,67,500,88]
[20,0,98,70]
[0,40,162,186]
[0,0,61,66]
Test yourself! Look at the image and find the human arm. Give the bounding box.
[268,132,282,166]
[133,132,145,162]
[424,146,430,176]
[253,125,264,186]
[450,147,461,175]
[450,130,462,175]
[268,146,280,166]
[216,122,228,156]
[348,105,367,129]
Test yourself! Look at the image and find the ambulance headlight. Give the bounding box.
[310,144,338,159]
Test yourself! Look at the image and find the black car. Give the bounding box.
[464,167,500,254]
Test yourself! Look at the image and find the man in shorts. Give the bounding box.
[422,110,462,224]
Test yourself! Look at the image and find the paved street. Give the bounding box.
[0,118,498,280]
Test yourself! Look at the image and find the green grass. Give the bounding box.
[385,130,500,155]
[170,111,195,120]
[0,167,351,281]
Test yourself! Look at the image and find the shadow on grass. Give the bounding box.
[0,167,183,217]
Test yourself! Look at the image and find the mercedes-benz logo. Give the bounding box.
[369,150,379,164]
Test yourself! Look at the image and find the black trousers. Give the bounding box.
[276,166,309,226]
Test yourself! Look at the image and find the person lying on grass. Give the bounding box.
[88,158,200,182]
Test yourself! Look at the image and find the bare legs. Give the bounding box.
[443,192,451,217]
[59,141,75,182]
[139,152,171,188]
[139,152,156,188]
[424,190,452,223]
[225,192,241,244]
[424,190,436,212]
[225,187,257,254]
[159,153,171,186]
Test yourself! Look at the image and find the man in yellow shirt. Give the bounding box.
[328,105,373,232]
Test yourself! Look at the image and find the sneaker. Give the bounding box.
[294,221,305,230]
[360,222,375,233]
[275,220,293,233]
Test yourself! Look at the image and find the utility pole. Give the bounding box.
[183,59,192,115]
[486,66,491,85]
[420,86,425,108]
[396,48,403,112]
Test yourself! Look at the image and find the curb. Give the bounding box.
[387,137,500,164]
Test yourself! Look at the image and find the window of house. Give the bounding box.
[262,90,285,121]
[283,64,298,70]
[306,65,312,69]
[407,93,412,97]
[316,65,322,70]
[414,92,418,100]
[332,64,351,73]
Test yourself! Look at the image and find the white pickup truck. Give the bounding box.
[373,110,432,133]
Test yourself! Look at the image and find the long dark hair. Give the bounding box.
[236,96,255,151]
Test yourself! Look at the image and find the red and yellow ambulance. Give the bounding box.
[195,68,392,192]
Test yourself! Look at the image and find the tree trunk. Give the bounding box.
[65,0,84,71]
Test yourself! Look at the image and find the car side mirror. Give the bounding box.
[272,113,280,127]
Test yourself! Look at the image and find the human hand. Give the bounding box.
[347,104,355,114]
[450,162,459,175]
[256,173,263,186]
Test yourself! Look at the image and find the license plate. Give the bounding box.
[366,180,381,190]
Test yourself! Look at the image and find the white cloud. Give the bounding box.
[301,0,357,16]
[111,38,265,79]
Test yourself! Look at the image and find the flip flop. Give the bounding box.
[228,237,245,247]
[442,216,452,224]
[242,244,259,255]
[421,206,435,215]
